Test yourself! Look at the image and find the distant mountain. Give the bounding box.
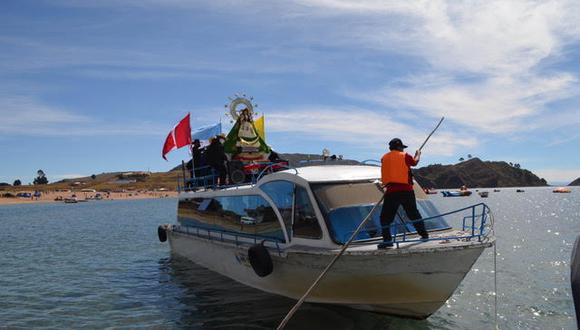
[10,154,548,192]
[413,158,548,189]
[569,178,580,186]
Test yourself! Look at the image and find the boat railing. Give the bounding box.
[177,159,385,192]
[361,159,380,166]
[347,203,492,247]
[177,165,218,192]
[255,163,298,182]
[178,161,297,192]
[172,223,284,256]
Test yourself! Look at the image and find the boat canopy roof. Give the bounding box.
[274,164,427,200]
[279,165,380,183]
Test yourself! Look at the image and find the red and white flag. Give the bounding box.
[162,113,192,160]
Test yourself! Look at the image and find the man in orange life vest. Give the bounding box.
[378,138,429,248]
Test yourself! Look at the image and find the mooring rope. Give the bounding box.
[276,195,385,330]
[487,207,499,329]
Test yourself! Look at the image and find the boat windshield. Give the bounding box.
[311,182,450,244]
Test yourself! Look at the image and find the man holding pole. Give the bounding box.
[378,138,429,248]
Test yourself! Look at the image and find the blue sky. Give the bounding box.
[1,0,579,185]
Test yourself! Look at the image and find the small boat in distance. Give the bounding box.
[423,188,438,194]
[553,187,572,193]
[478,191,489,198]
[441,190,472,197]
[493,189,501,192]
[442,184,472,197]
[516,189,525,193]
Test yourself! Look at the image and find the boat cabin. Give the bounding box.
[177,165,451,248]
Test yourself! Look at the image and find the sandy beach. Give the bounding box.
[0,190,177,205]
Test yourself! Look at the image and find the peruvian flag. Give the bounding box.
[162,113,192,160]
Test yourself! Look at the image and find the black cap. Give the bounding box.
[389,138,408,150]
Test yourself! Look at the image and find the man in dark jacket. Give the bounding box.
[206,135,227,186]
[185,139,205,178]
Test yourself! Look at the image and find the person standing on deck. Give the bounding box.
[378,138,429,248]
[186,139,204,179]
[206,135,228,186]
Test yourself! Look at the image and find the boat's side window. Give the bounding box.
[178,195,284,241]
[260,180,294,239]
[293,186,322,239]
[214,195,283,241]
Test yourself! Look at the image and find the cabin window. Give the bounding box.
[311,182,450,244]
[177,195,284,241]
[260,180,294,238]
[293,186,322,239]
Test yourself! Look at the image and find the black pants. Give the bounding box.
[209,163,227,185]
[380,190,428,241]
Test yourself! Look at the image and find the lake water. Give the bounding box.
[1,187,578,329]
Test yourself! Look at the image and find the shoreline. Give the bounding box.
[0,190,177,206]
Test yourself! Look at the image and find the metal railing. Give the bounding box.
[255,163,298,182]
[345,203,492,247]
[172,223,284,256]
[177,165,218,192]
[178,161,294,192]
[361,159,380,166]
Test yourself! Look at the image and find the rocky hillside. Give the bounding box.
[569,178,580,186]
[413,158,548,189]
[2,155,549,192]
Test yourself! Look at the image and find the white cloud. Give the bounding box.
[267,107,476,156]
[358,73,578,133]
[0,96,89,133]
[4,0,580,146]
[289,0,580,73]
[0,36,312,79]
[0,95,164,136]
[289,0,580,134]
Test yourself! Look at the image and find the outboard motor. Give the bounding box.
[571,235,580,328]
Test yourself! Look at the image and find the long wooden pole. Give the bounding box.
[277,117,445,329]
[418,117,444,152]
[276,194,385,330]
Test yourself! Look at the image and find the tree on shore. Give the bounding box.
[13,179,21,186]
[459,157,465,162]
[33,170,49,185]
[91,174,97,180]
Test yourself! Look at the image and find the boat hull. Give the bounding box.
[168,230,488,319]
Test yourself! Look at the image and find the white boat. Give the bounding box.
[159,164,494,319]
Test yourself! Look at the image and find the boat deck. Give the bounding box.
[286,229,494,256]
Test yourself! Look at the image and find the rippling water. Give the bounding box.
[1,187,578,329]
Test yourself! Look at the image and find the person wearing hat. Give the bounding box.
[378,138,429,248]
[206,135,228,186]
[186,139,205,179]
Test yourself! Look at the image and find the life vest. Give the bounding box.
[381,151,409,185]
